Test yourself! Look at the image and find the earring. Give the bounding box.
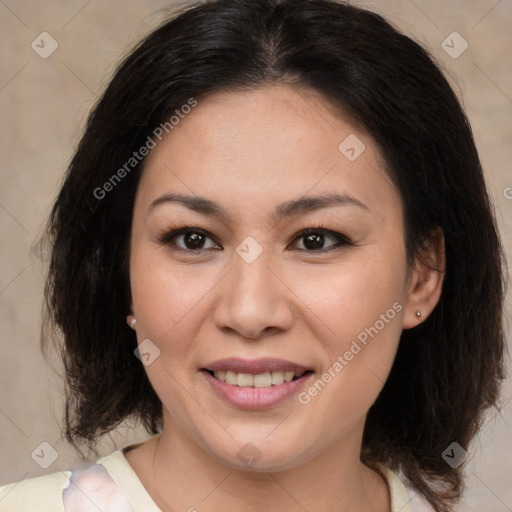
[126,315,137,329]
[415,310,422,319]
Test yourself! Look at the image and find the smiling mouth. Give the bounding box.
[204,369,313,388]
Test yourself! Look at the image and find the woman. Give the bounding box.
[0,0,506,511]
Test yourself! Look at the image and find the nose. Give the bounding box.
[213,250,294,340]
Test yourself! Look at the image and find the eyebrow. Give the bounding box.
[148,192,369,223]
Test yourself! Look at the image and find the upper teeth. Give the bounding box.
[213,370,305,387]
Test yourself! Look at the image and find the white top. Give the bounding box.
[0,442,435,511]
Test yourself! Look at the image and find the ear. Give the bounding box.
[402,227,446,329]
[126,299,135,322]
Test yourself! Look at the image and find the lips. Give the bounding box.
[201,358,314,409]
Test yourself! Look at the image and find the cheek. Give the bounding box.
[291,248,406,341]
[129,245,221,369]
[131,247,185,328]
[290,249,406,410]
[128,251,208,417]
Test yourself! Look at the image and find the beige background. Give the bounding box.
[0,0,511,510]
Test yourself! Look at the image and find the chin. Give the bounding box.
[203,429,315,474]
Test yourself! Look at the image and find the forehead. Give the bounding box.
[137,84,399,219]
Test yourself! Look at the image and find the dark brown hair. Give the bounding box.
[41,1,507,510]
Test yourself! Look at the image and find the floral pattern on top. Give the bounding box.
[62,463,135,511]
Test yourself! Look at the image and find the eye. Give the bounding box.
[157,227,221,251]
[157,225,352,253]
[290,227,352,252]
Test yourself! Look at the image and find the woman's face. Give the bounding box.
[129,84,418,470]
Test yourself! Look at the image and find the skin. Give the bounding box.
[125,84,445,512]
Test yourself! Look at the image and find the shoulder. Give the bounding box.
[0,469,71,511]
[377,464,437,512]
[0,451,136,512]
[0,444,161,512]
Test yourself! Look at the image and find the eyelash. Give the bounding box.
[156,224,353,254]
